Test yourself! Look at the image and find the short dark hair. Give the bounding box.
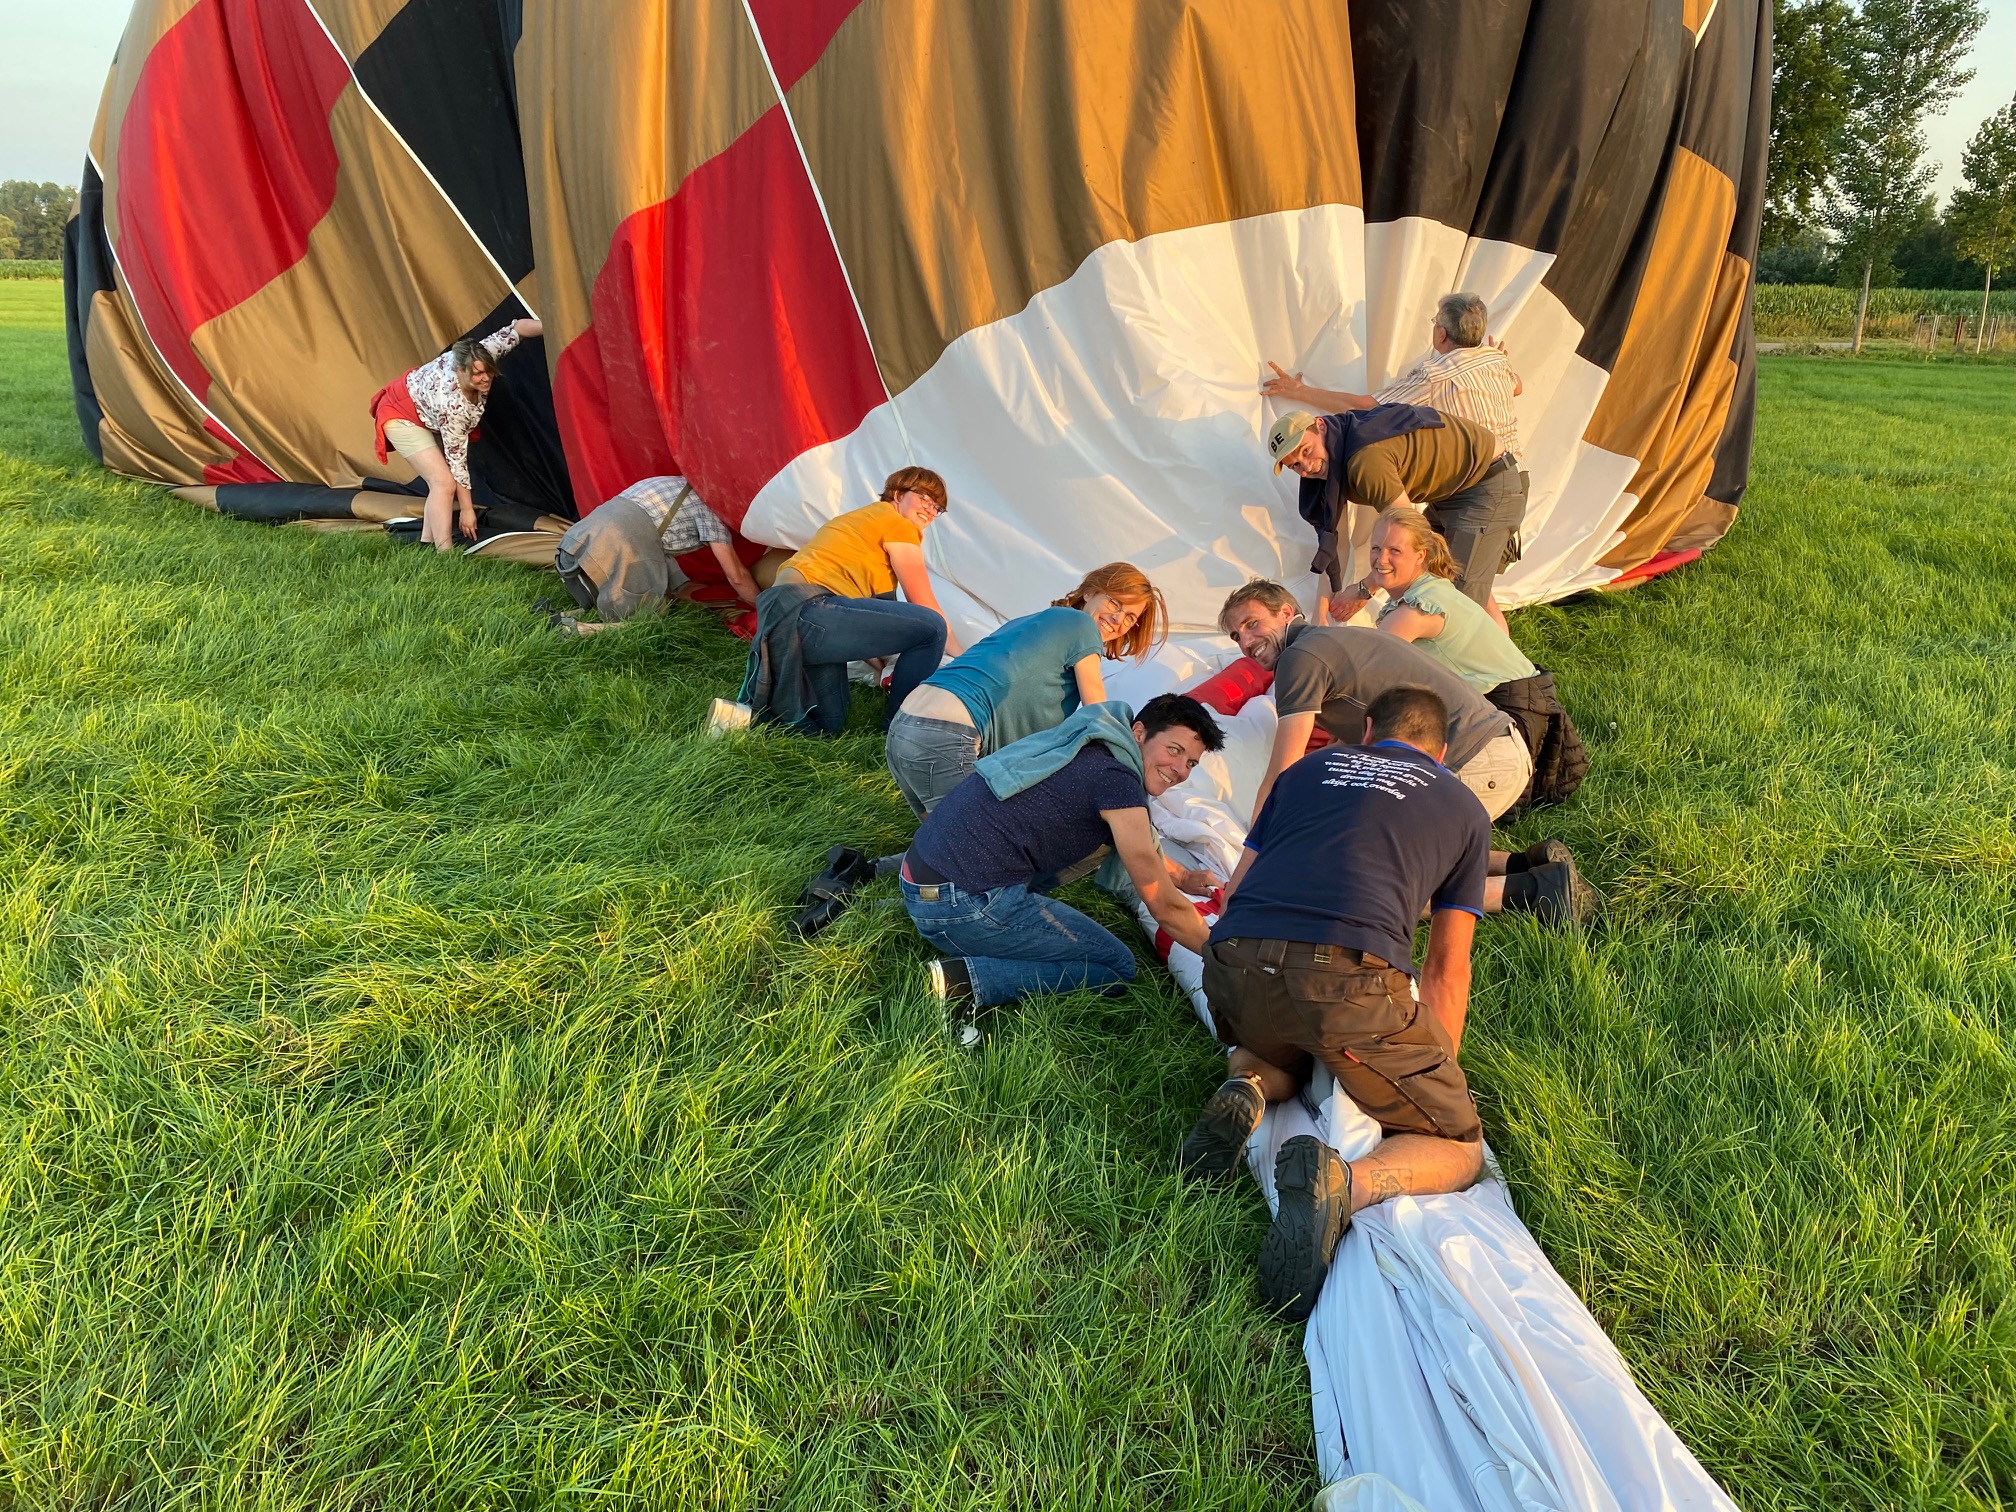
[1366,686,1449,750]
[1135,692,1225,752]
[1217,578,1303,631]
[879,466,948,511]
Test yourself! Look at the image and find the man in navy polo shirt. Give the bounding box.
[1178,685,1490,1323]
[902,694,1225,1033]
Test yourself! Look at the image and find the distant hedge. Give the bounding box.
[1756,283,2016,340]
[0,260,62,280]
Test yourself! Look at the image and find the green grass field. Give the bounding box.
[2,276,2013,1510]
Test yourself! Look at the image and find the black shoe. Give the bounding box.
[531,597,555,616]
[1504,837,1573,874]
[1179,1075,1267,1182]
[790,846,879,937]
[819,846,877,893]
[1507,858,1601,927]
[1258,1136,1352,1324]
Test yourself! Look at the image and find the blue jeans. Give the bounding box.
[902,876,1138,1007]
[797,594,948,735]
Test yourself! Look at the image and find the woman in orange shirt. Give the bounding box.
[729,466,962,736]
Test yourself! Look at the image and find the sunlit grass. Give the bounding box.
[1,279,2012,1508]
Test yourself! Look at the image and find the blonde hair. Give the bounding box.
[1373,507,1459,582]
[1055,562,1165,661]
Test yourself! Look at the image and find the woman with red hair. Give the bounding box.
[885,562,1167,816]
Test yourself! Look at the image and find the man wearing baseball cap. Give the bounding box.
[1264,294,1527,628]
[1267,399,1520,629]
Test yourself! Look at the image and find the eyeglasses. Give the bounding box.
[901,489,943,518]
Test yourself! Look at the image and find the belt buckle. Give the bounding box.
[1312,945,1332,964]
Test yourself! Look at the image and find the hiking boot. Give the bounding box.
[1258,1136,1353,1324]
[1179,1074,1267,1182]
[1506,858,1601,927]
[927,958,980,1047]
[706,697,753,736]
[1505,837,1573,874]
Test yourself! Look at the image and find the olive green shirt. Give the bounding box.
[1344,412,1500,509]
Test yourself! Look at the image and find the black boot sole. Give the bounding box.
[1520,838,1573,872]
[1258,1136,1351,1324]
[1179,1080,1265,1183]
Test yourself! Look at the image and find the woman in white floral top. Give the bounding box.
[369,317,542,551]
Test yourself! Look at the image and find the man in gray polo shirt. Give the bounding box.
[1221,580,1596,923]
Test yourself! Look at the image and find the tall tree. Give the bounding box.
[1824,0,1986,349]
[0,214,17,263]
[1949,94,2016,351]
[0,182,75,261]
[1766,0,1856,246]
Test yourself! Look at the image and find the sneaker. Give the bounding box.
[1179,1075,1267,1182]
[926,959,980,1047]
[1258,1136,1353,1324]
[1506,837,1573,874]
[706,697,753,737]
[1515,858,1601,927]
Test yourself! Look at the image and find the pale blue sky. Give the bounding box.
[0,0,2011,203]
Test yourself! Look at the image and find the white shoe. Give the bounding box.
[927,960,982,1047]
[706,697,753,737]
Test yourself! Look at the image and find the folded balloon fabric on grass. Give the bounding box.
[1099,648,1738,1512]
[68,1,1765,623]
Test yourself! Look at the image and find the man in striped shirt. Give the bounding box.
[1263,294,1526,622]
[552,475,759,633]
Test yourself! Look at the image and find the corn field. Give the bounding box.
[1755,283,2016,345]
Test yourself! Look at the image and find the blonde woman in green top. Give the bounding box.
[1332,507,1539,694]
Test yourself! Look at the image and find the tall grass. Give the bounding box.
[0,260,61,281]
[2,281,2013,1509]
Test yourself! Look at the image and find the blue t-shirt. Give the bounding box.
[909,745,1145,892]
[923,606,1104,753]
[1211,741,1489,973]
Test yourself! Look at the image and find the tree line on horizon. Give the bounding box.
[0,182,75,263]
[1767,0,2015,348]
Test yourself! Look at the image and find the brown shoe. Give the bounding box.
[1179,1075,1266,1182]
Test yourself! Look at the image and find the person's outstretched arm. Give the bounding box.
[1072,654,1106,707]
[707,540,762,606]
[886,541,963,655]
[1106,806,1209,954]
[1417,907,1477,1052]
[1261,362,1374,412]
[512,317,543,341]
[1251,710,1318,827]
